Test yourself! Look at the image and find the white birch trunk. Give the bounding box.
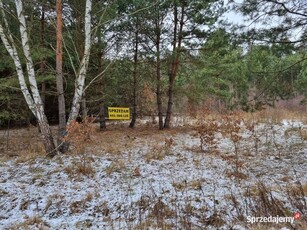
[0,0,57,156]
[0,1,35,115]
[15,0,45,120]
[68,0,92,123]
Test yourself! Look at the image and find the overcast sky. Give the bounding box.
[222,0,304,42]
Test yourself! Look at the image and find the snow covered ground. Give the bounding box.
[0,117,306,229]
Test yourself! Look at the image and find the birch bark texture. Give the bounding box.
[68,0,92,123]
[0,0,93,156]
[0,0,57,157]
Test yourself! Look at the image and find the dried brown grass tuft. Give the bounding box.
[64,157,95,178]
[9,216,50,230]
[69,193,94,214]
[105,159,126,175]
[145,138,175,162]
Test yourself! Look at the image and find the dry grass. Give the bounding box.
[105,159,126,175]
[43,194,65,215]
[194,107,306,126]
[225,171,248,180]
[148,199,176,224]
[93,126,191,155]
[0,107,304,158]
[172,179,205,191]
[0,109,306,229]
[0,125,58,157]
[145,138,175,162]
[229,181,307,229]
[9,216,50,230]
[15,147,46,164]
[64,157,95,178]
[70,193,94,214]
[300,127,307,140]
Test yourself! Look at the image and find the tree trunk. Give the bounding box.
[56,0,68,153]
[164,2,185,129]
[229,83,235,110]
[0,0,94,157]
[68,0,92,123]
[82,94,87,119]
[155,6,164,130]
[129,17,139,128]
[0,0,57,157]
[97,38,106,130]
[164,78,175,128]
[38,117,57,158]
[99,101,106,129]
[156,52,163,130]
[40,7,46,108]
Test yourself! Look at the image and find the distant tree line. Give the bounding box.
[0,0,306,155]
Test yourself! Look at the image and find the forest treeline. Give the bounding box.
[0,1,306,133]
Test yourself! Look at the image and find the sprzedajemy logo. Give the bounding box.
[247,212,302,224]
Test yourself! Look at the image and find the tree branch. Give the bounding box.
[266,0,307,18]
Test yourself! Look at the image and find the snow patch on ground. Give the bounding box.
[0,120,306,229]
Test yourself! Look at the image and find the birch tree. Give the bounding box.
[68,0,92,123]
[0,0,57,156]
[0,0,93,157]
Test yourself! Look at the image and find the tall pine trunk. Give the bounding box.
[56,0,68,153]
[164,2,185,128]
[97,44,106,130]
[155,7,163,130]
[156,49,163,130]
[99,101,106,129]
[129,17,139,128]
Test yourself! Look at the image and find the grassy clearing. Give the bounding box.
[0,108,306,229]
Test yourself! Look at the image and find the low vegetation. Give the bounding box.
[0,109,306,229]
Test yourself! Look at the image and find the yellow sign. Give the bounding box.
[108,107,130,120]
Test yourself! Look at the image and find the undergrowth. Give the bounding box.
[63,117,96,178]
